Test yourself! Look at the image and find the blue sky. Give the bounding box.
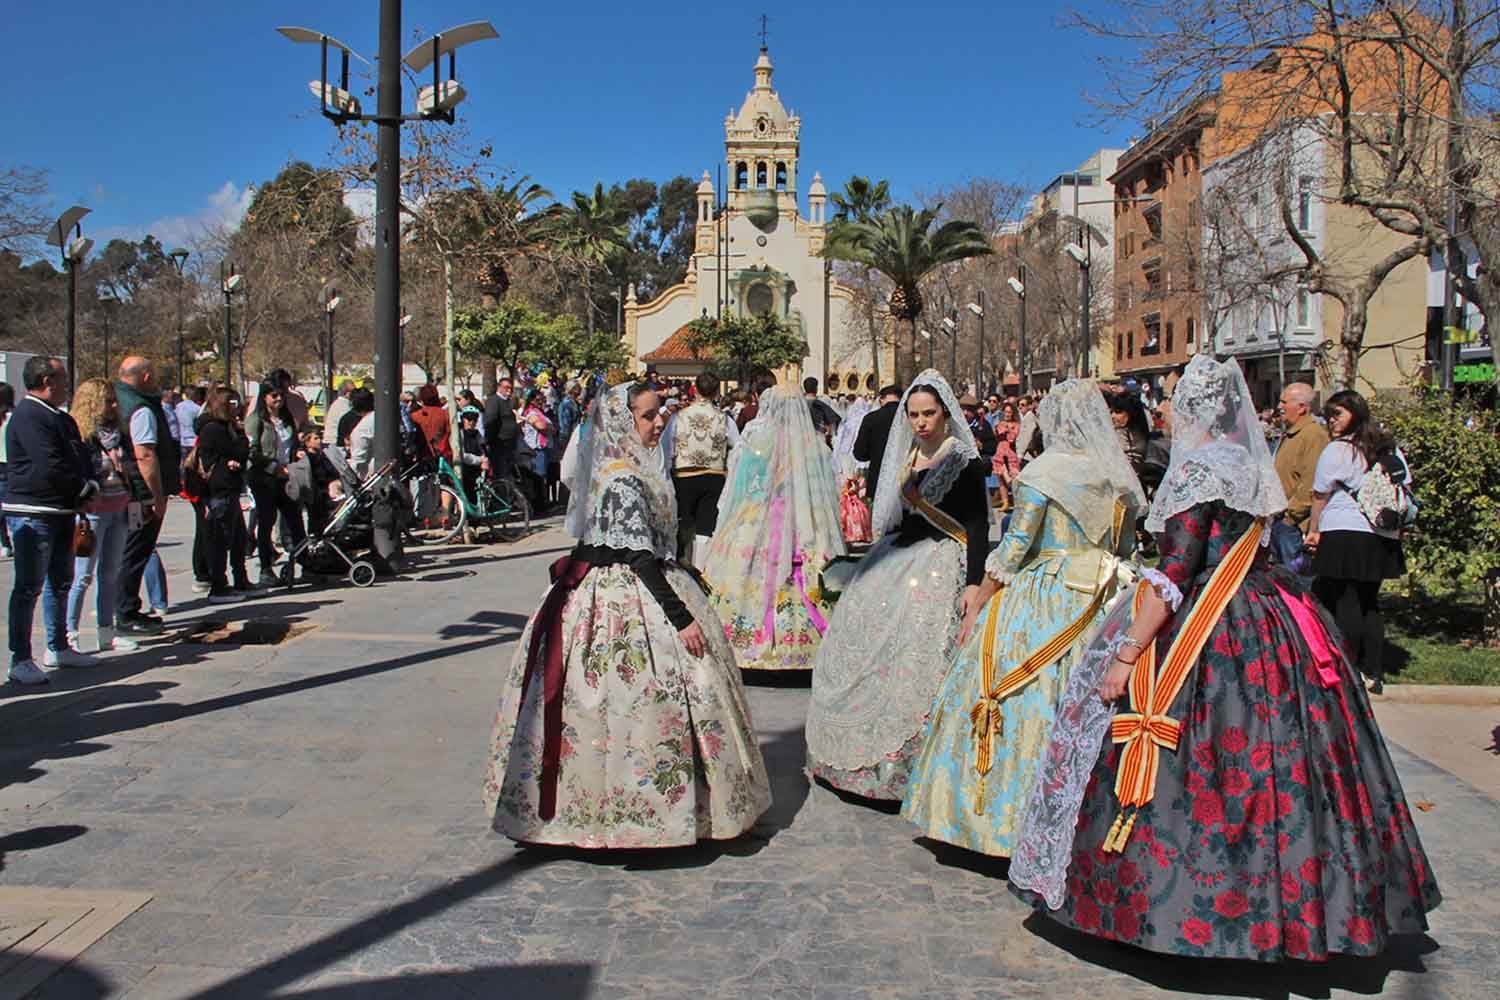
[6,1,1139,251]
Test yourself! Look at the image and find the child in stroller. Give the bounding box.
[285,425,408,587]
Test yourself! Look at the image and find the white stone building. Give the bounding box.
[625,47,885,394]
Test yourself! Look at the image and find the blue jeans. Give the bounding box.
[66,509,129,633]
[6,513,75,665]
[145,550,168,610]
[0,464,11,550]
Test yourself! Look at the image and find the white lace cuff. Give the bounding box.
[1140,568,1183,612]
[984,547,1017,585]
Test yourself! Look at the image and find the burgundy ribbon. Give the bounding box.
[521,553,592,820]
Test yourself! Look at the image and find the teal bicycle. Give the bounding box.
[402,455,531,545]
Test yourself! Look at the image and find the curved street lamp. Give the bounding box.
[221,262,243,387]
[1007,267,1027,392]
[99,291,118,379]
[168,248,190,386]
[324,285,342,396]
[48,206,92,392]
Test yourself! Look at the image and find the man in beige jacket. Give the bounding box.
[1272,382,1328,566]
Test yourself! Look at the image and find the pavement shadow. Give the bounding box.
[741,668,812,688]
[277,963,597,999]
[0,823,88,872]
[4,955,115,999]
[439,610,531,640]
[1488,724,1499,755]
[915,836,1012,881]
[1022,912,1439,998]
[177,856,536,998]
[405,544,572,574]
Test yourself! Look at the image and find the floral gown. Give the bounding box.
[902,484,1131,856]
[485,474,772,847]
[1022,501,1440,960]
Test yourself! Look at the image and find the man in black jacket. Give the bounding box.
[4,356,97,683]
[482,375,520,484]
[853,383,902,500]
[960,394,998,463]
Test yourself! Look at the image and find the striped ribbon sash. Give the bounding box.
[969,501,1128,782]
[1102,516,1264,853]
[902,479,968,546]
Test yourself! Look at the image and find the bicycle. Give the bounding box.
[402,455,531,546]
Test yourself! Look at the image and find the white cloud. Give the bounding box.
[99,181,255,248]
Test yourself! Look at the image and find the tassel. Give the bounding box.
[1103,810,1126,853]
[1117,812,1137,851]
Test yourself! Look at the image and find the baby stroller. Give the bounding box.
[286,459,407,588]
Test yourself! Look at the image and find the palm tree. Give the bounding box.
[825,177,892,383]
[474,176,557,305]
[551,183,630,334]
[826,203,993,385]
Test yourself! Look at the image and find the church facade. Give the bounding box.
[625,47,890,394]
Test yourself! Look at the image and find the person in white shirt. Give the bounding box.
[349,410,377,479]
[175,387,204,453]
[323,379,354,438]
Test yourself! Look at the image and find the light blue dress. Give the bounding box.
[902,483,1131,856]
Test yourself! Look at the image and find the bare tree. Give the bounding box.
[0,166,50,256]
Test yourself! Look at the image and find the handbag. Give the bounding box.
[73,516,96,558]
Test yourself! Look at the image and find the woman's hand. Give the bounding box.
[679,622,708,658]
[957,606,981,646]
[1099,655,1136,703]
[958,584,981,619]
[1304,530,1321,551]
[227,459,241,471]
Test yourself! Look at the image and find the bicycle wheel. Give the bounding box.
[406,483,467,545]
[480,477,531,542]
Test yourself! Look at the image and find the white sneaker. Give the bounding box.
[0,545,12,559]
[8,660,49,685]
[98,627,140,652]
[151,606,169,618]
[191,581,212,594]
[43,648,96,669]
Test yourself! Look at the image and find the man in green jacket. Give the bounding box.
[114,356,180,636]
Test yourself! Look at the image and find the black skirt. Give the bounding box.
[1313,528,1406,582]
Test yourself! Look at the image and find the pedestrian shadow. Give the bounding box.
[1487,724,1499,755]
[741,668,812,688]
[811,775,904,815]
[1021,911,1439,998]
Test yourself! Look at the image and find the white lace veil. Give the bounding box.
[564,382,677,555]
[870,369,979,539]
[1145,355,1286,534]
[831,398,874,480]
[1018,379,1146,544]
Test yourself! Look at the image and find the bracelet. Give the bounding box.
[1119,636,1147,652]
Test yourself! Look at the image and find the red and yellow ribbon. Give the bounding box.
[1102,517,1263,852]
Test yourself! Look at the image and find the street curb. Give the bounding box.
[1378,683,1500,706]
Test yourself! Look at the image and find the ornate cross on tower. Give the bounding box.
[758,14,769,49]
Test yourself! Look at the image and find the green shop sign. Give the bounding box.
[1454,362,1495,384]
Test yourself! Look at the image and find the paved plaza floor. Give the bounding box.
[1,506,1496,998]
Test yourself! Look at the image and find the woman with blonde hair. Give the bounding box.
[64,378,137,653]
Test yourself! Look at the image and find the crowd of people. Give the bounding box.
[485,358,1439,964]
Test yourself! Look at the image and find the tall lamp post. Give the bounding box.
[220,262,242,387]
[324,285,342,396]
[940,313,958,385]
[1008,267,1028,392]
[99,292,118,378]
[919,328,934,370]
[48,206,92,393]
[278,11,498,567]
[168,248,190,386]
[967,292,986,395]
[1063,240,1092,377]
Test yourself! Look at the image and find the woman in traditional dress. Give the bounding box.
[805,371,990,800]
[484,382,771,848]
[1010,356,1439,961]
[831,397,875,545]
[902,379,1144,856]
[700,386,846,671]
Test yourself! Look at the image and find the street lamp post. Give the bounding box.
[1063,240,1092,377]
[220,262,242,387]
[48,206,92,393]
[278,10,497,568]
[168,248,190,386]
[919,328,933,369]
[1008,268,1028,392]
[610,287,623,334]
[324,285,342,396]
[967,292,986,395]
[941,313,957,385]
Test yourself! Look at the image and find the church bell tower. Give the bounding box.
[724,46,801,224]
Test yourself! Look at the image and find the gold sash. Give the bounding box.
[969,500,1129,785]
[900,451,968,546]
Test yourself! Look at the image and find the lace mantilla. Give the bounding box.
[870,370,978,539]
[1139,567,1183,612]
[586,474,673,557]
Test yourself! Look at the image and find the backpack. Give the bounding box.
[1353,448,1417,532]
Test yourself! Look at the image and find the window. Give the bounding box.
[1128,330,1135,357]
[1142,316,1162,355]
[1296,288,1312,327]
[1187,317,1196,344]
[756,162,768,188]
[1117,333,1124,359]
[746,283,774,317]
[775,162,788,190]
[1187,199,1199,230]
[1166,321,1175,354]
[734,162,748,189]
[1297,176,1314,231]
